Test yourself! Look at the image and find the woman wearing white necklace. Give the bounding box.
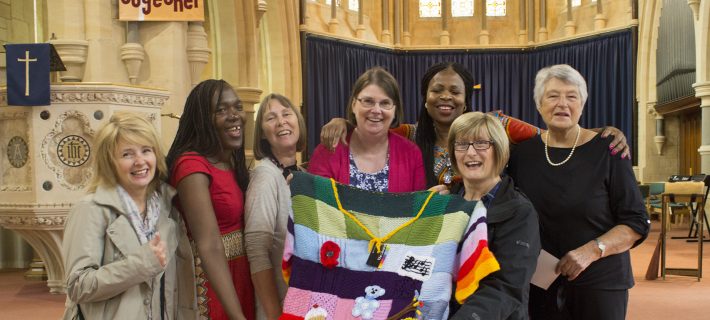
[245,93,306,320]
[508,64,650,320]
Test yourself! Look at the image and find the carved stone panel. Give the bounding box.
[41,110,95,191]
[0,111,32,192]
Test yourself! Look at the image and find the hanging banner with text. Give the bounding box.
[118,0,204,21]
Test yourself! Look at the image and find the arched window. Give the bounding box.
[452,0,474,17]
[572,0,582,7]
[419,0,442,18]
[486,0,506,17]
[324,0,341,6]
[348,0,359,11]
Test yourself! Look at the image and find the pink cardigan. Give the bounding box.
[308,131,426,192]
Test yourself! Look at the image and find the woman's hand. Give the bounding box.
[555,241,600,281]
[320,118,350,151]
[599,126,630,159]
[428,184,450,195]
[149,232,168,268]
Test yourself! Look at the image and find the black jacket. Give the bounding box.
[451,175,541,320]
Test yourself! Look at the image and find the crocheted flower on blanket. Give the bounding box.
[320,241,340,269]
[352,285,386,319]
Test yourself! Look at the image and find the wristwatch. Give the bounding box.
[594,238,606,258]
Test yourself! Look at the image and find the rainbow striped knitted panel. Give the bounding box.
[281,172,499,320]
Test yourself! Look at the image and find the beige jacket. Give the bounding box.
[62,183,198,320]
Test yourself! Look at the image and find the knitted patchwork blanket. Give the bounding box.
[281,172,499,320]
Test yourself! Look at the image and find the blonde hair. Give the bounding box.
[253,93,307,160]
[447,112,510,176]
[88,112,167,194]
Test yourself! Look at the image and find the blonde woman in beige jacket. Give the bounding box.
[62,112,198,320]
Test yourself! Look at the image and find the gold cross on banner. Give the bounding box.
[17,50,38,96]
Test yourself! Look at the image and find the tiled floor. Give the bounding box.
[1,221,709,319]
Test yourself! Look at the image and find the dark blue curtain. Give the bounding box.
[304,30,634,155]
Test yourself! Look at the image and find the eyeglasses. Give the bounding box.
[454,140,494,152]
[356,97,395,110]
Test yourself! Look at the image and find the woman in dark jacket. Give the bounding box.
[447,112,541,320]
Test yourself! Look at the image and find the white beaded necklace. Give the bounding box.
[544,124,580,166]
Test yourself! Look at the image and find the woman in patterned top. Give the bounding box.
[308,67,426,192]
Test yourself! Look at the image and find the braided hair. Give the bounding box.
[414,62,475,187]
[166,79,249,192]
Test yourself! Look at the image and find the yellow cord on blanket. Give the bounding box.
[330,178,436,253]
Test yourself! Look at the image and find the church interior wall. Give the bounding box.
[2,0,710,287]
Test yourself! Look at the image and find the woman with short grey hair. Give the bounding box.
[509,64,649,320]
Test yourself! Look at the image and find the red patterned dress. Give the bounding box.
[170,152,255,319]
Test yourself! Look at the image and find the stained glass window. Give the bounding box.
[486,0,506,17]
[419,0,442,18]
[572,0,581,7]
[452,0,474,17]
[348,0,358,11]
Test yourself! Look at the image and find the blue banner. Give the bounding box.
[6,43,51,106]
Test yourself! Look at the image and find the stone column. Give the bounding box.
[328,0,338,33]
[47,0,88,82]
[402,0,411,45]
[564,0,576,36]
[539,0,548,41]
[647,104,665,155]
[356,0,365,39]
[120,22,145,85]
[594,0,607,30]
[528,0,535,44]
[186,22,211,87]
[235,87,263,159]
[300,0,309,26]
[394,0,401,45]
[479,0,489,45]
[697,83,710,172]
[440,0,450,45]
[382,0,391,43]
[518,0,527,44]
[690,1,710,175]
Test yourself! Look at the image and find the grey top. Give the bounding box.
[244,159,291,301]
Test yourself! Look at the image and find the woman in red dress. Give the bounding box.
[167,79,255,320]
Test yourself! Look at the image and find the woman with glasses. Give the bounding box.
[308,67,426,192]
[445,112,541,320]
[167,80,255,320]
